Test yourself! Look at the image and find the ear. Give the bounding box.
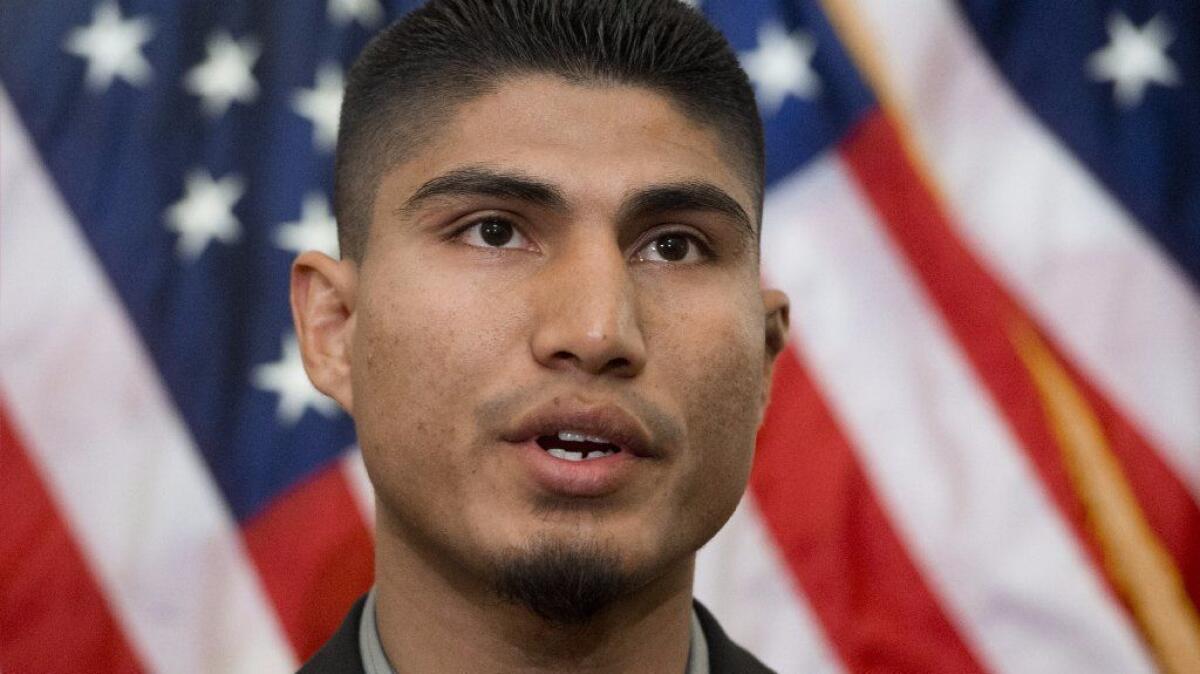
[760,287,790,410]
[291,251,358,414]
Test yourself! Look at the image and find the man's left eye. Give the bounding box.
[635,232,707,263]
[457,217,532,249]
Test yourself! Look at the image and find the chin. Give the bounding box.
[489,531,644,626]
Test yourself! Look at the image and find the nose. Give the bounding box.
[529,240,647,378]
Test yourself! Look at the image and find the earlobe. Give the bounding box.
[290,251,358,413]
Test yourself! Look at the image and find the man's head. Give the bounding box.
[292,0,787,627]
[333,0,765,260]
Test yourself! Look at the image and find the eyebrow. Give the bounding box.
[397,166,568,216]
[397,167,755,240]
[618,181,755,240]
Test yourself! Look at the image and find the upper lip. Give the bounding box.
[502,402,658,458]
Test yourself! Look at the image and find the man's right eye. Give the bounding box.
[456,217,533,250]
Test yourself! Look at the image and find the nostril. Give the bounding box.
[605,357,632,373]
[535,325,646,375]
[546,351,635,376]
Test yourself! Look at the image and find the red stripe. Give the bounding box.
[0,400,146,674]
[242,460,374,662]
[751,347,989,673]
[840,110,1200,609]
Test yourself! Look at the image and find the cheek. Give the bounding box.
[356,266,521,408]
[350,272,520,509]
[647,282,766,510]
[353,300,450,515]
[684,331,763,485]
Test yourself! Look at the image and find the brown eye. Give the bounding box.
[653,234,689,261]
[458,216,531,250]
[636,231,706,264]
[479,218,514,247]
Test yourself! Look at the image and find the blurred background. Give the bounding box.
[1,1,1197,672]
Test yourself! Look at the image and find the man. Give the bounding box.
[291,0,789,671]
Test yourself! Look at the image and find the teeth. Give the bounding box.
[545,447,615,461]
[556,430,614,445]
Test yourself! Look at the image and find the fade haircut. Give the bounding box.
[334,0,764,260]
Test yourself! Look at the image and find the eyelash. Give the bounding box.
[449,216,714,262]
[450,215,532,249]
[640,230,713,263]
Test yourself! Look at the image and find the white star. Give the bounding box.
[63,1,154,92]
[252,334,342,425]
[328,0,384,28]
[276,193,340,257]
[1088,12,1181,109]
[681,0,702,8]
[184,31,260,117]
[292,64,345,152]
[164,169,244,260]
[739,21,820,116]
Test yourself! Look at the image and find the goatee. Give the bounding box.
[492,536,630,626]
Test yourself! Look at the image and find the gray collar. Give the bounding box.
[359,588,709,674]
[358,590,393,674]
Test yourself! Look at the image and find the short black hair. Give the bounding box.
[335,0,764,260]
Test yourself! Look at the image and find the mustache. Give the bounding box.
[474,384,684,448]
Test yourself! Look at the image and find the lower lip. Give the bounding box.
[513,440,641,497]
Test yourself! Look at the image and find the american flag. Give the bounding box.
[1,0,1197,672]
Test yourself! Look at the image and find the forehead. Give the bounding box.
[380,74,756,215]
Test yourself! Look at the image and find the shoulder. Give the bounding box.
[694,601,777,674]
[297,595,367,674]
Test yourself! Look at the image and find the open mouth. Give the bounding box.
[535,431,621,462]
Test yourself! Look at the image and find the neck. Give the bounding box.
[372,515,695,673]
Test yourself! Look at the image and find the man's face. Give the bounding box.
[336,75,785,597]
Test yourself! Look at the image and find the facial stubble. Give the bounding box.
[474,387,687,626]
[491,531,636,626]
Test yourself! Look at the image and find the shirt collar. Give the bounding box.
[358,588,710,674]
[359,589,393,674]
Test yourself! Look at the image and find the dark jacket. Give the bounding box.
[299,596,775,673]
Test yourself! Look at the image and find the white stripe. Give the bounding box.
[760,154,1158,674]
[695,494,846,674]
[846,0,1200,502]
[340,446,376,529]
[0,91,296,673]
